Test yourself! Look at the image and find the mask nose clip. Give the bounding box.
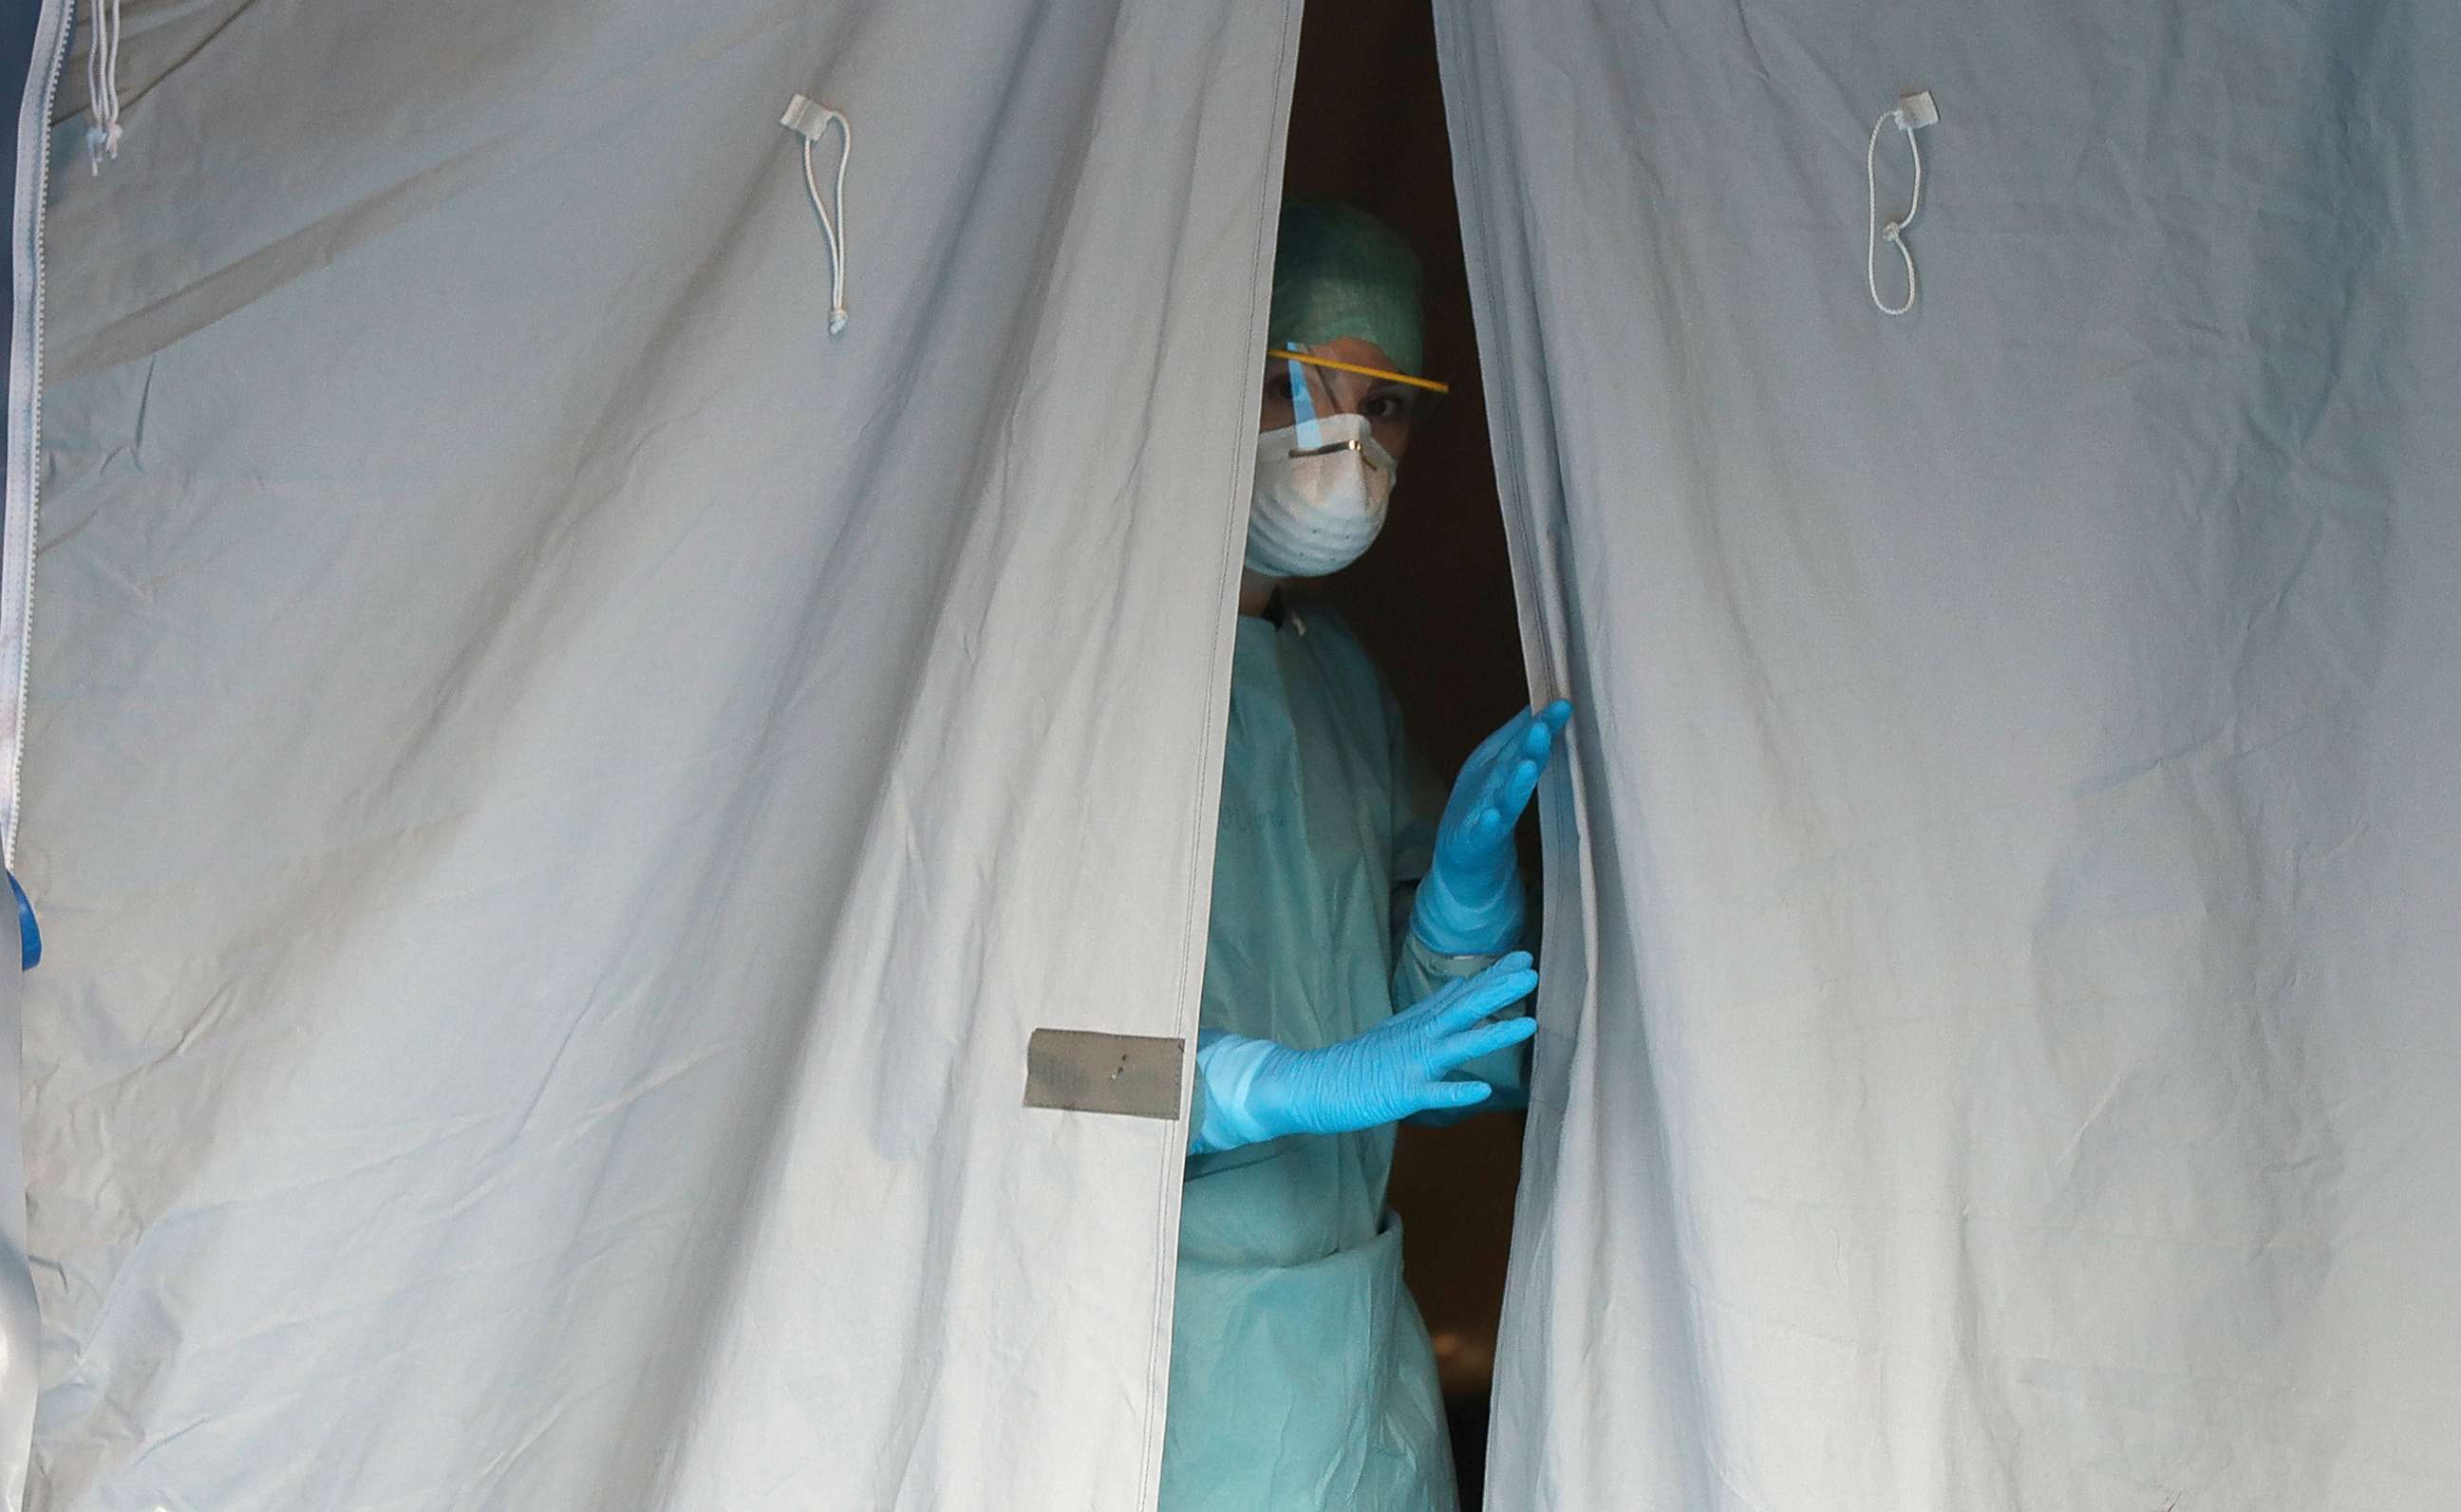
[1286,436,1389,476]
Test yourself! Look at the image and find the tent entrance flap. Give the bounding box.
[3,0,71,870]
[0,4,77,1508]
[15,0,1301,1507]
[1438,1,2461,1508]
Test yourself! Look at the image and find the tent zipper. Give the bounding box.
[2,0,74,869]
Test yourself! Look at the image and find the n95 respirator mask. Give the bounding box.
[1244,409,1398,579]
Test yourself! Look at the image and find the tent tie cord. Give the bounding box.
[1866,90,1938,316]
[780,93,854,336]
[85,0,126,174]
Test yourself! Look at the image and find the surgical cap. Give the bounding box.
[1267,200,1426,379]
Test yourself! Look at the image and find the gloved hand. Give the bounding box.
[1189,953,1540,1155]
[1413,700,1573,956]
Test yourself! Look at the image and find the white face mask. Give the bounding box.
[1244,410,1398,580]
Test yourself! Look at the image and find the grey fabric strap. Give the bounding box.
[1024,1029,1187,1121]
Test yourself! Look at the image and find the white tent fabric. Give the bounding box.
[12,0,2461,1508]
[9,0,1300,1506]
[1440,3,2460,1509]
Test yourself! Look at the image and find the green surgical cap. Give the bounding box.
[1267,199,1425,379]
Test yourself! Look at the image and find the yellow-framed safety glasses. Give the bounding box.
[1269,348,1437,432]
[1269,346,1437,396]
[1267,348,1452,396]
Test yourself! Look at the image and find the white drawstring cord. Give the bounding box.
[1866,104,1924,315]
[780,94,852,335]
[803,123,850,334]
[85,0,125,174]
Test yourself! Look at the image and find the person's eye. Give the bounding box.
[1365,392,1408,421]
[1265,372,1294,401]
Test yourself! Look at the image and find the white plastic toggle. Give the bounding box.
[1896,90,1939,130]
[780,93,833,140]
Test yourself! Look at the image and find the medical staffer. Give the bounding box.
[1161,200,1572,1511]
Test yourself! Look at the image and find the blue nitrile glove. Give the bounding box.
[7,872,35,971]
[1413,700,1573,956]
[1189,953,1540,1155]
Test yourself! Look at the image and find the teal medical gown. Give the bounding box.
[1160,606,1529,1512]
